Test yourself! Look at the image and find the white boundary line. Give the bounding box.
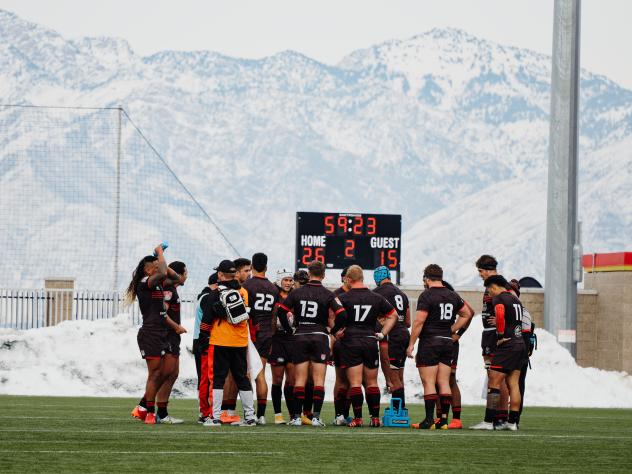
[0,428,630,440]
[0,450,283,455]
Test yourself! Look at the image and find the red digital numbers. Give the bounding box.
[324,215,335,235]
[352,216,363,235]
[337,215,347,234]
[379,249,398,268]
[366,217,376,235]
[302,246,325,265]
[344,239,355,258]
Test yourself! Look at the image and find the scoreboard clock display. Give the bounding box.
[295,212,401,280]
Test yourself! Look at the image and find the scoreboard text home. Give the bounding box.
[295,212,402,283]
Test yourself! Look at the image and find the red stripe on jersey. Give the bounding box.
[334,308,345,315]
[277,303,291,312]
[495,304,505,333]
[384,309,397,319]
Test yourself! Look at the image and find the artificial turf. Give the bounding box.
[0,395,630,473]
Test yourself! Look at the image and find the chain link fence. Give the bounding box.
[0,104,237,293]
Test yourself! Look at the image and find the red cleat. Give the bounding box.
[369,417,382,427]
[448,419,463,429]
[131,405,147,421]
[348,418,363,428]
[144,412,157,425]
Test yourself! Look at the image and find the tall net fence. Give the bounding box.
[0,105,237,291]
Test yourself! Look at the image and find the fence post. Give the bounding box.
[113,107,122,291]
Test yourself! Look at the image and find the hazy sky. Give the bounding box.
[2,0,631,89]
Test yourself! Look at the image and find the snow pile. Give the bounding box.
[1,315,631,408]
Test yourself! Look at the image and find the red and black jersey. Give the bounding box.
[242,276,280,327]
[333,286,348,297]
[338,287,396,337]
[163,285,181,325]
[482,288,494,329]
[416,287,465,339]
[373,282,409,331]
[137,276,167,331]
[492,291,526,348]
[278,280,343,335]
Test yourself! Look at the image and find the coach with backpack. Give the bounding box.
[199,260,257,426]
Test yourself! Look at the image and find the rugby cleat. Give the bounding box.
[348,418,363,428]
[435,419,448,430]
[369,417,382,428]
[469,421,494,430]
[447,419,463,429]
[274,414,287,425]
[288,417,302,426]
[301,414,313,426]
[494,421,508,431]
[333,415,348,426]
[505,422,519,431]
[411,419,435,430]
[131,405,147,421]
[157,415,184,424]
[220,411,241,424]
[256,416,266,425]
[202,417,222,427]
[144,412,157,425]
[232,418,257,427]
[197,415,210,424]
[311,417,326,427]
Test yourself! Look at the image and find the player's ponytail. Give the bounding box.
[124,256,157,307]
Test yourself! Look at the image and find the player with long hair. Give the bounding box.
[127,245,186,424]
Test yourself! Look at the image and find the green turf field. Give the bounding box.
[0,395,631,473]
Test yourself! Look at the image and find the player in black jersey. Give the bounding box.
[242,253,278,425]
[155,260,188,424]
[372,266,410,408]
[127,245,187,425]
[334,265,397,428]
[270,269,295,424]
[332,266,352,425]
[277,260,347,427]
[408,265,473,430]
[471,275,526,431]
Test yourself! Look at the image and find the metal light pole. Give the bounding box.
[544,0,582,358]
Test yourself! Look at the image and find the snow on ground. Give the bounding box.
[1,314,631,408]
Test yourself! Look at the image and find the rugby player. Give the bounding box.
[155,261,188,424]
[243,254,278,425]
[372,266,410,408]
[475,255,510,427]
[276,260,348,427]
[194,272,217,423]
[408,264,473,430]
[332,266,352,425]
[434,280,474,429]
[128,245,187,425]
[335,265,398,428]
[269,269,295,424]
[200,259,256,427]
[470,275,526,431]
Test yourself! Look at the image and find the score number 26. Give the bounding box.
[302,246,325,265]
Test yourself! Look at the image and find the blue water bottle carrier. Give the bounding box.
[382,398,410,428]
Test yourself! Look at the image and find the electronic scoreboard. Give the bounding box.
[295,212,402,283]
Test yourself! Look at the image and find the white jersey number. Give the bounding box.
[353,305,372,322]
[394,294,405,311]
[254,293,275,312]
[439,303,453,321]
[299,300,318,318]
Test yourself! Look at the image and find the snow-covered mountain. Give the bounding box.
[1,9,631,288]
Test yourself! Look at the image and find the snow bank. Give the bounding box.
[1,315,631,408]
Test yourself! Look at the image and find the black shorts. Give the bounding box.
[269,332,294,366]
[481,330,497,357]
[333,340,343,367]
[165,331,181,356]
[416,337,453,367]
[451,340,460,370]
[339,336,379,369]
[490,345,526,373]
[137,328,169,359]
[254,325,273,359]
[387,329,409,370]
[291,333,331,365]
